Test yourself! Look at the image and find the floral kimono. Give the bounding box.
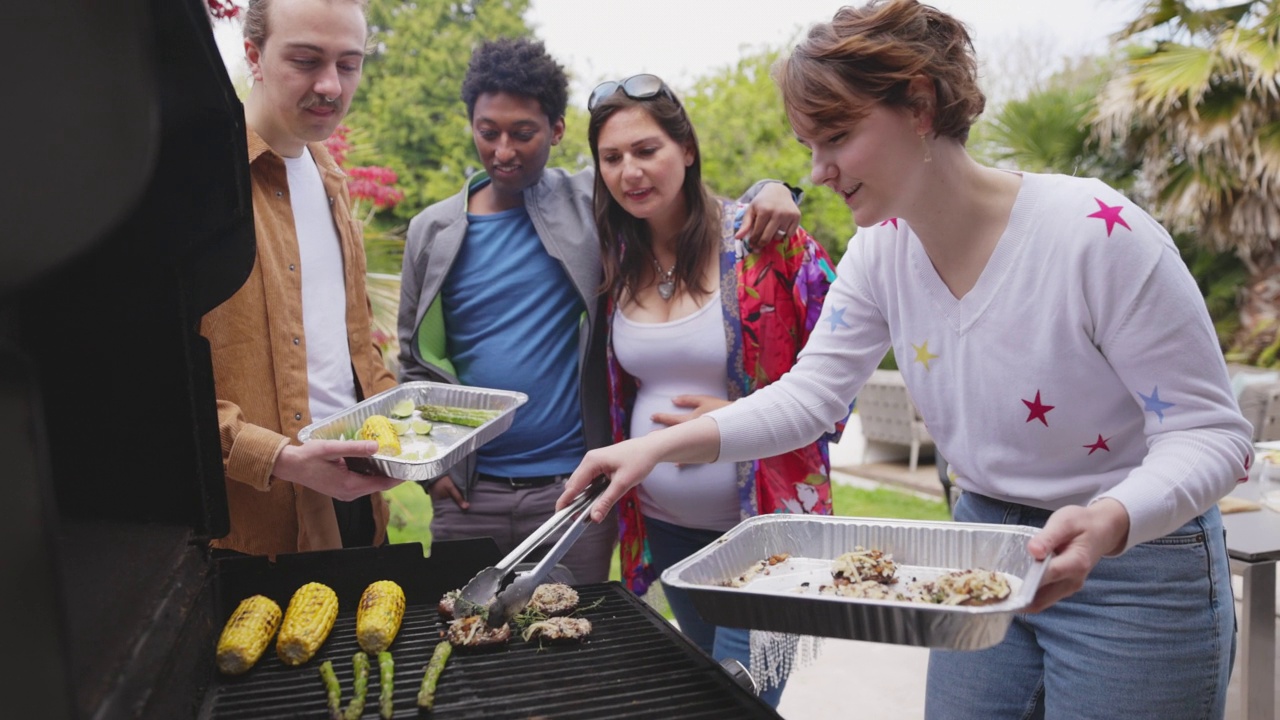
[609,200,846,596]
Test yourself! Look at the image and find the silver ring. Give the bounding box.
[776,229,788,237]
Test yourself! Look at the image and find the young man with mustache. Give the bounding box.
[201,0,403,558]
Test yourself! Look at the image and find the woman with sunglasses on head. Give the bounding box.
[567,2,1251,718]
[585,73,842,706]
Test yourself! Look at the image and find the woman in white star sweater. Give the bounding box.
[560,1,1251,718]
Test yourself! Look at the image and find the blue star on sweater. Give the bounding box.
[1139,386,1176,422]
[826,306,851,332]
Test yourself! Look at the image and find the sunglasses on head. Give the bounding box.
[588,74,676,111]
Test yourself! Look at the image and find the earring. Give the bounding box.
[920,133,931,163]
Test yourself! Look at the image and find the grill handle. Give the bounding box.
[718,658,760,696]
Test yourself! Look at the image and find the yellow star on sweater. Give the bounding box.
[912,341,940,371]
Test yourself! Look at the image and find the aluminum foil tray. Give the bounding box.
[296,381,527,482]
[661,515,1048,650]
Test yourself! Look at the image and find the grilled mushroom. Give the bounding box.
[521,616,592,643]
[437,589,460,620]
[527,583,579,617]
[446,615,511,649]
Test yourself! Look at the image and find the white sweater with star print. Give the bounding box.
[709,172,1252,551]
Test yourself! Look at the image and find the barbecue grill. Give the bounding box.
[5,2,778,718]
[206,543,778,719]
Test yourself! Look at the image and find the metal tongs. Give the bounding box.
[453,476,608,626]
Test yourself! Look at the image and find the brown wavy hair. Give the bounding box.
[773,0,985,143]
[243,0,371,48]
[588,88,720,303]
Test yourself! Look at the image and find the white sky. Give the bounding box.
[529,0,1142,104]
[215,0,1144,105]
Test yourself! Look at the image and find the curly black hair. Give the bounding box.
[461,37,569,123]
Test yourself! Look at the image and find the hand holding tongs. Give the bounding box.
[453,476,607,624]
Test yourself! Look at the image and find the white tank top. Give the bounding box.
[611,290,740,531]
[284,148,357,424]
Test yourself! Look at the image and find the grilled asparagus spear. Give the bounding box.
[415,404,499,427]
[378,651,394,719]
[318,660,342,720]
[343,651,370,720]
[417,641,452,710]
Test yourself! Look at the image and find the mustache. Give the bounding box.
[298,94,341,110]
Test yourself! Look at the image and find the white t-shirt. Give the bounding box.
[284,147,357,423]
[709,172,1252,551]
[613,290,740,531]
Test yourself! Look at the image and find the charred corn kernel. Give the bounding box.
[415,404,499,428]
[277,582,339,665]
[359,415,401,456]
[356,580,406,654]
[216,595,282,675]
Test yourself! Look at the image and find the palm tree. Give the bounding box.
[1092,0,1280,363]
[976,55,1142,183]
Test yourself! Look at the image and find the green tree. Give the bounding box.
[974,56,1133,182]
[684,50,856,262]
[357,0,533,222]
[1092,0,1280,362]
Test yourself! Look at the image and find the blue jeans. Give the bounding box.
[925,492,1236,720]
[644,516,786,707]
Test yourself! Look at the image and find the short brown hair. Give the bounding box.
[774,0,985,143]
[243,0,370,48]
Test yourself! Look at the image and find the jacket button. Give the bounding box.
[276,191,284,198]
[293,337,300,345]
[328,196,335,206]
[294,413,302,421]
[289,264,296,271]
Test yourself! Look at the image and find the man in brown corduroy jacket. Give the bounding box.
[201,0,400,557]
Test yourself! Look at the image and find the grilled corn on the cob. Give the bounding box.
[215,595,282,675]
[356,580,405,653]
[359,415,401,456]
[277,582,339,665]
[415,404,499,427]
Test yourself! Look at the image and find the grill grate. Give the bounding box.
[204,583,778,719]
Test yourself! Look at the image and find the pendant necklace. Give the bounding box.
[652,256,676,300]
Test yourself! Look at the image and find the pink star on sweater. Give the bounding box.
[1022,391,1054,427]
[1084,434,1111,455]
[880,218,899,229]
[1087,198,1131,236]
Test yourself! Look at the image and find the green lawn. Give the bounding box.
[383,476,950,576]
[830,482,951,521]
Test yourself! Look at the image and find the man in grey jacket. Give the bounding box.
[397,38,798,584]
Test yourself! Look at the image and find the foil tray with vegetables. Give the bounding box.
[297,381,528,482]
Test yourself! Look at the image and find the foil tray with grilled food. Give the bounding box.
[297,381,527,482]
[662,515,1049,650]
